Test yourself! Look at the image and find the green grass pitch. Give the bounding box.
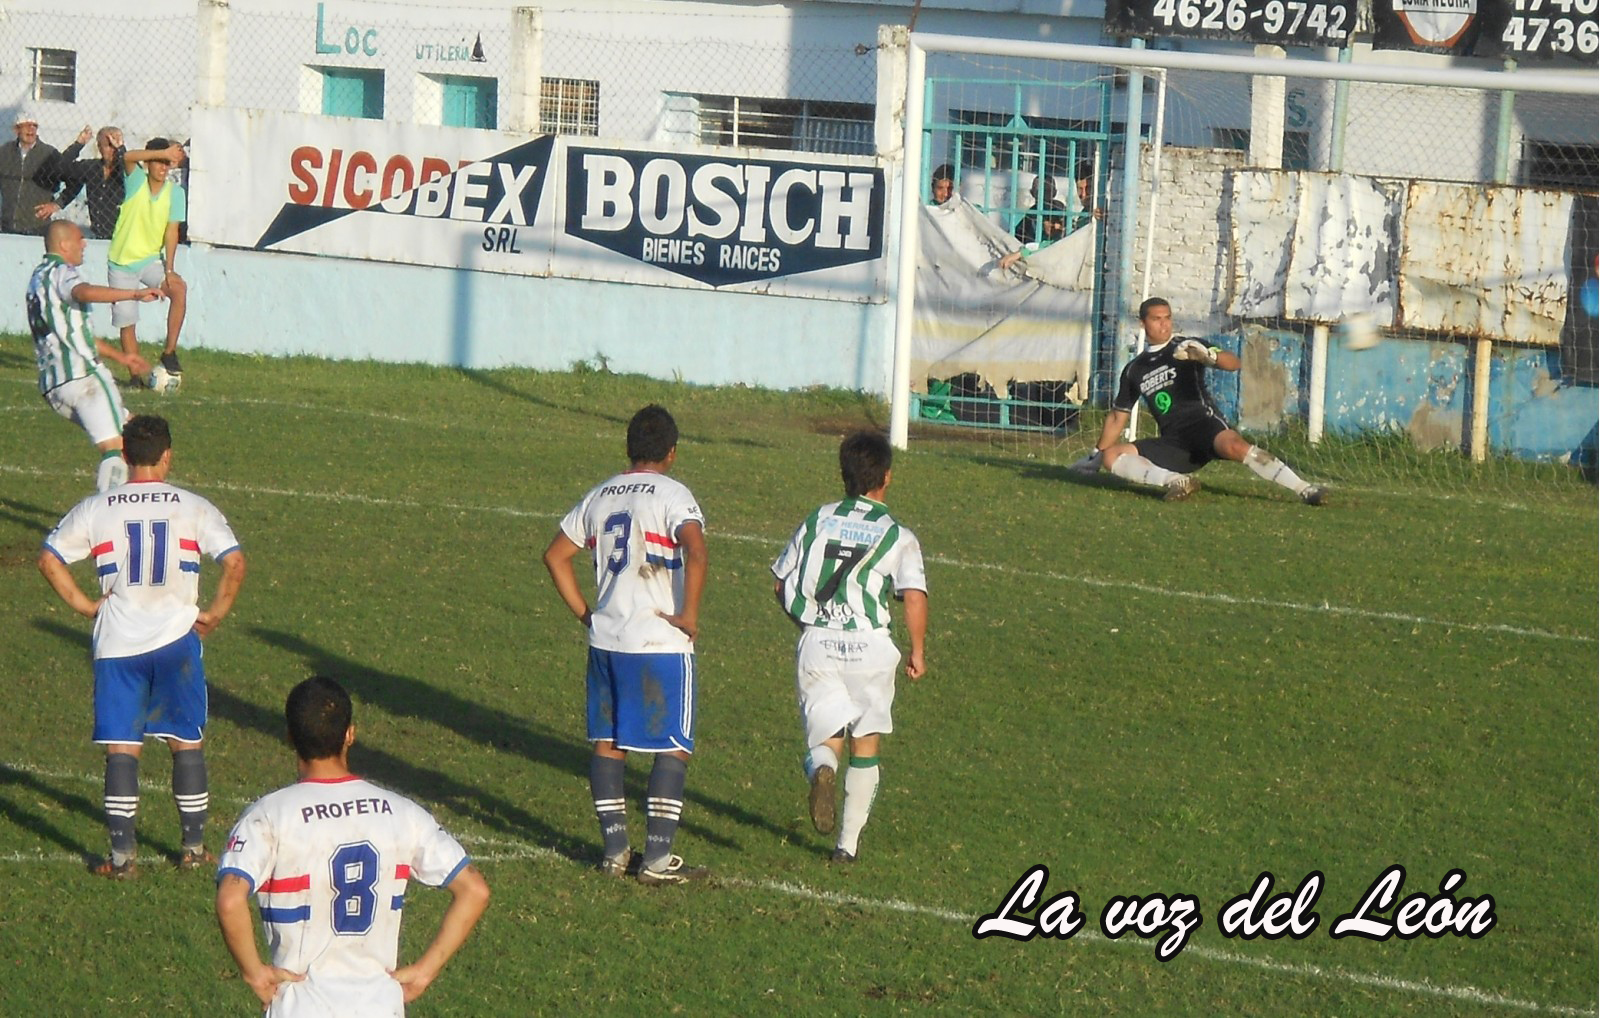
[1,344,1594,1016]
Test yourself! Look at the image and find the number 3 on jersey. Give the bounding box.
[330,841,380,935]
[602,510,633,575]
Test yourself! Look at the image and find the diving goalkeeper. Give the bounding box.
[1084,297,1327,505]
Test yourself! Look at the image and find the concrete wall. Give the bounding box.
[0,234,896,392]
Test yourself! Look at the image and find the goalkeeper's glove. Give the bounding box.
[1068,449,1104,475]
[1174,339,1219,365]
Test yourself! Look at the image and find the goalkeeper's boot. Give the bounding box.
[809,764,837,834]
[1162,475,1200,502]
[1300,485,1328,506]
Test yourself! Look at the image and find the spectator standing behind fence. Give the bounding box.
[32,127,149,240]
[108,138,189,386]
[1,110,62,236]
[930,163,955,205]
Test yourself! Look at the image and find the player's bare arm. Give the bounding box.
[658,519,706,640]
[1096,409,1130,453]
[390,864,490,1004]
[72,282,163,305]
[215,873,305,1006]
[902,588,929,680]
[37,551,100,618]
[194,550,246,638]
[93,338,152,377]
[542,532,592,627]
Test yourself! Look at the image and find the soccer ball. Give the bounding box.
[1338,312,1381,351]
[148,364,182,394]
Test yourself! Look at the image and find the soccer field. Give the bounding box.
[1,345,1594,1016]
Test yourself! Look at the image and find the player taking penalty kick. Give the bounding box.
[217,676,490,1016]
[772,431,929,863]
[26,220,161,492]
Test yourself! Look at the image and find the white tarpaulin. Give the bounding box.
[912,197,1096,398]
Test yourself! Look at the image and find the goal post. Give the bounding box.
[889,33,1598,494]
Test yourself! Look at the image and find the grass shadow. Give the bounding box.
[0,764,108,860]
[250,628,794,854]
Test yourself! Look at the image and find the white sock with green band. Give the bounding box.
[96,451,127,493]
[836,757,880,856]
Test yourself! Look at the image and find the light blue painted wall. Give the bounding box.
[1223,323,1598,464]
[0,236,896,394]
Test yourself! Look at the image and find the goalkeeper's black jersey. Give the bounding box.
[1111,338,1226,436]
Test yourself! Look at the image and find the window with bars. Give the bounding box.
[679,94,874,155]
[32,48,76,103]
[1520,140,1598,191]
[951,110,1105,177]
[541,78,599,136]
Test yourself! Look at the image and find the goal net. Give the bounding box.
[893,36,1599,504]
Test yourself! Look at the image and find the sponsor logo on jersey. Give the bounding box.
[565,148,885,288]
[1140,365,1176,398]
[300,797,395,823]
[107,491,182,506]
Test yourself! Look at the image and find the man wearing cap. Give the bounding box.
[1,111,62,235]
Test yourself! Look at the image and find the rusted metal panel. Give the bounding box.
[1399,182,1572,344]
[1284,172,1403,324]
[1227,170,1298,319]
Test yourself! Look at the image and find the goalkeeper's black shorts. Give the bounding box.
[1135,414,1229,474]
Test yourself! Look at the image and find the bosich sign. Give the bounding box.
[563,147,886,297]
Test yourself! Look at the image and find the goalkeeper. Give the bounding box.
[1084,297,1326,505]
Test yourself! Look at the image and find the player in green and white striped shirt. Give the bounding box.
[27,221,161,491]
[772,431,928,864]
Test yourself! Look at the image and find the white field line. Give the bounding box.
[2,462,1591,645]
[2,385,1592,516]
[0,771,1590,1018]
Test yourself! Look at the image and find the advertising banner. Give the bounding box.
[1371,0,1597,61]
[191,108,888,303]
[1104,0,1359,47]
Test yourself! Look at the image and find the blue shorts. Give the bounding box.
[93,631,207,744]
[586,647,695,753]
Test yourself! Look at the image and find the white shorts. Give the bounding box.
[44,365,127,445]
[108,261,166,328]
[795,626,900,747]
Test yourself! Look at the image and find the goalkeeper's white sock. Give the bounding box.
[836,757,880,857]
[97,451,127,493]
[1244,445,1310,495]
[1110,453,1182,488]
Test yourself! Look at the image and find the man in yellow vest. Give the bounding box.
[108,137,188,388]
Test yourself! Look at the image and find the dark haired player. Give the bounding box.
[772,430,928,863]
[1087,298,1327,504]
[216,676,490,1015]
[38,414,246,877]
[543,404,710,884]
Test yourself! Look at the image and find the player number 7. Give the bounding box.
[816,540,868,604]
